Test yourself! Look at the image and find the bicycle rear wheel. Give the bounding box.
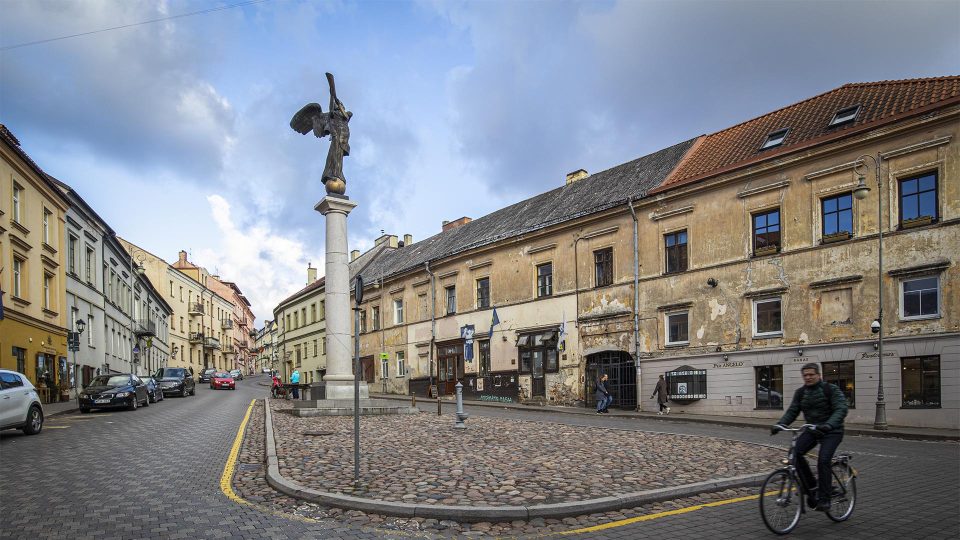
[826,462,856,522]
[760,469,803,534]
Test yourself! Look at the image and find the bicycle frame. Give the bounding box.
[777,424,818,509]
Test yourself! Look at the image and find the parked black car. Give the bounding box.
[79,374,150,413]
[140,376,164,403]
[155,367,196,397]
[198,368,217,384]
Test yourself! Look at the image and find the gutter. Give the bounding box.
[627,197,642,411]
[424,261,438,415]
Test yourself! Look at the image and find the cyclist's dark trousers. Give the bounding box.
[794,429,844,503]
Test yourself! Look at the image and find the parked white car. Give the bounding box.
[0,369,44,435]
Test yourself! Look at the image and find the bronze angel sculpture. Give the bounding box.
[290,72,353,195]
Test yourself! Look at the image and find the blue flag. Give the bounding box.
[489,308,500,338]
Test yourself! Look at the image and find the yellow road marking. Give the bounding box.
[558,493,763,535]
[220,399,257,507]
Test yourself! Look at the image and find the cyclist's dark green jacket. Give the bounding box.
[777,381,848,430]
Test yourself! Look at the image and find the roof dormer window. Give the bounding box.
[760,128,789,150]
[829,105,861,127]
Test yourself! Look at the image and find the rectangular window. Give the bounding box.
[760,128,789,150]
[313,340,318,357]
[12,184,22,223]
[359,310,367,333]
[594,248,613,287]
[665,311,689,345]
[13,257,23,297]
[381,357,389,379]
[821,193,853,240]
[13,346,27,374]
[311,304,316,323]
[822,360,855,408]
[901,356,940,408]
[478,340,490,376]
[664,230,688,273]
[755,365,784,409]
[43,209,51,244]
[536,262,552,297]
[476,278,490,309]
[396,351,406,377]
[372,306,380,331]
[394,299,404,324]
[753,209,781,255]
[901,276,939,319]
[899,172,938,227]
[293,312,299,328]
[418,293,428,321]
[320,300,325,320]
[829,105,860,127]
[753,297,783,336]
[68,235,78,274]
[43,274,51,309]
[445,286,456,315]
[85,248,95,283]
[170,281,174,297]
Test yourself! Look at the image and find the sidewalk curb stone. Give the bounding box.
[262,399,768,522]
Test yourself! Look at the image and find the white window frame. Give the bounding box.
[43,208,51,244]
[13,257,23,297]
[380,357,389,379]
[900,275,941,321]
[43,274,51,309]
[664,310,690,345]
[752,297,783,337]
[12,184,22,223]
[393,299,404,324]
[396,351,406,377]
[87,315,95,346]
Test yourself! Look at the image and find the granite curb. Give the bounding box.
[262,399,768,522]
[371,393,960,442]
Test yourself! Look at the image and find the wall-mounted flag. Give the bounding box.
[558,311,567,351]
[489,308,500,338]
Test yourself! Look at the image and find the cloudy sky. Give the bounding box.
[2,0,957,323]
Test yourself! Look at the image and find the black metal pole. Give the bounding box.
[353,306,361,485]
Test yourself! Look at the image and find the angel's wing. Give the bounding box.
[289,103,324,134]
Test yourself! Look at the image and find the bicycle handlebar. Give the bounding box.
[773,423,817,433]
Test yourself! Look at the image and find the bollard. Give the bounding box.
[411,393,416,408]
[454,381,469,429]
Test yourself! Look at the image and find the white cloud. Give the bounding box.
[192,195,324,323]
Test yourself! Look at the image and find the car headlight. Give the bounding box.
[115,391,131,398]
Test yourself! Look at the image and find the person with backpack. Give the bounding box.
[771,363,848,511]
[595,373,612,414]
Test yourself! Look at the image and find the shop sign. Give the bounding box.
[666,366,707,400]
[712,361,744,368]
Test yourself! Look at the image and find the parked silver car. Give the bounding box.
[0,369,44,435]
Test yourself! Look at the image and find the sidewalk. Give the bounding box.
[42,399,79,417]
[370,392,959,442]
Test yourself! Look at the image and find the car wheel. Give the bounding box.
[181,386,188,398]
[129,397,138,411]
[190,386,196,396]
[22,406,43,435]
[143,395,149,407]
[148,391,156,404]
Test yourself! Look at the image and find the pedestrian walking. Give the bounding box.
[652,374,670,414]
[290,369,301,399]
[595,373,612,414]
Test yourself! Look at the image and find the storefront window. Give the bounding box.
[478,340,490,376]
[822,360,855,408]
[755,365,783,409]
[901,356,940,408]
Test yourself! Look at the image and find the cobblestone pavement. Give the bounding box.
[269,400,779,506]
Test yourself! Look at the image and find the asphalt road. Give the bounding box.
[1,376,957,540]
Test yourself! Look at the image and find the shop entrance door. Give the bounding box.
[437,343,464,395]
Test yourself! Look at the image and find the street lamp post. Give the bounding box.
[852,153,888,431]
[72,318,86,407]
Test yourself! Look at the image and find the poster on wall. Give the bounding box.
[461,324,475,361]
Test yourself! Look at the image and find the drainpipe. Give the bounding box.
[628,197,642,411]
[425,261,439,416]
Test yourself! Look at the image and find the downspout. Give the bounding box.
[425,261,439,415]
[628,197,642,411]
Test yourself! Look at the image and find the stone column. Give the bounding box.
[315,195,367,399]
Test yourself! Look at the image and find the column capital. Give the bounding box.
[315,195,358,216]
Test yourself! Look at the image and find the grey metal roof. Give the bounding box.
[358,137,697,283]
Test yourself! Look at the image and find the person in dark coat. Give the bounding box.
[651,374,670,414]
[595,374,612,414]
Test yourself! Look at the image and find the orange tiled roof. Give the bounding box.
[652,76,960,194]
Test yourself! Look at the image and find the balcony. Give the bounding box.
[221,318,233,330]
[134,319,156,337]
[223,345,236,356]
[188,302,204,316]
[188,332,204,344]
[203,336,220,350]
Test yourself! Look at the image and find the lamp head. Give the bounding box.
[76,318,86,334]
[870,319,881,334]
[853,175,871,200]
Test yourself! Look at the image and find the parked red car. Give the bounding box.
[210,372,236,390]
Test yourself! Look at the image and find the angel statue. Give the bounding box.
[290,72,353,195]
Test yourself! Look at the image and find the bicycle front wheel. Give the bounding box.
[760,469,803,535]
[826,462,857,522]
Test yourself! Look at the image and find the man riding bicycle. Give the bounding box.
[771,363,848,511]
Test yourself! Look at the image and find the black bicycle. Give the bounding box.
[759,424,857,534]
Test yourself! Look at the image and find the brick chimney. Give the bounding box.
[307,263,317,285]
[178,250,188,263]
[566,169,589,184]
[442,216,472,232]
[350,250,360,261]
